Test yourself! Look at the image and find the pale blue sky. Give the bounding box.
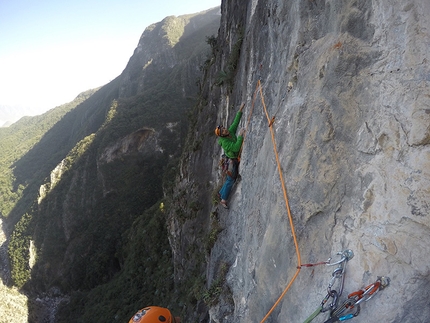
[0,0,221,112]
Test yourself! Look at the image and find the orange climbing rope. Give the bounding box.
[246,79,302,323]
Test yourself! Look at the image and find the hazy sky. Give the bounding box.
[0,0,221,113]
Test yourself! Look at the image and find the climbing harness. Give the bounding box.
[218,154,230,175]
[303,250,354,323]
[219,154,239,179]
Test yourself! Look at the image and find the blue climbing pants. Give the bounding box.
[219,158,239,201]
[219,174,235,201]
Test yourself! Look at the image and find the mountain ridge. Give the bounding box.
[1,8,220,322]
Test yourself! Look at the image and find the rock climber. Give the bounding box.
[128,306,181,323]
[214,103,245,209]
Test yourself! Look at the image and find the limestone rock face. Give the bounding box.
[176,1,430,322]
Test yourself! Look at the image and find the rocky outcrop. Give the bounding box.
[97,128,162,198]
[99,128,161,164]
[119,7,221,98]
[172,1,430,322]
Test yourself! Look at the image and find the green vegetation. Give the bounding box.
[162,16,187,47]
[8,213,33,288]
[202,262,229,307]
[206,211,222,252]
[0,90,96,219]
[56,202,174,322]
[216,28,244,91]
[0,8,221,323]
[25,83,181,293]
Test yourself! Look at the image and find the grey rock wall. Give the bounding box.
[205,0,430,322]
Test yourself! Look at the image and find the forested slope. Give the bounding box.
[0,8,220,322]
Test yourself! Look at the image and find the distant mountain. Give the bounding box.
[0,105,51,127]
[0,7,220,323]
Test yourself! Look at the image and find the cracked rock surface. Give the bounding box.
[174,1,430,322]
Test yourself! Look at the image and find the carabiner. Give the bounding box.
[323,302,358,323]
[357,277,390,304]
[329,290,339,310]
[338,303,360,321]
[327,275,337,294]
[358,281,381,304]
[327,250,354,266]
[332,267,344,278]
[328,260,347,296]
[330,297,355,318]
[348,280,379,305]
[321,290,337,313]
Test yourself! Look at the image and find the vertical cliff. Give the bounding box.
[170,0,430,322]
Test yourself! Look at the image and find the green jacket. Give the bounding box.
[218,111,243,159]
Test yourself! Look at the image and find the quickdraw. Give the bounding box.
[326,276,391,323]
[303,250,354,323]
[303,250,390,323]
